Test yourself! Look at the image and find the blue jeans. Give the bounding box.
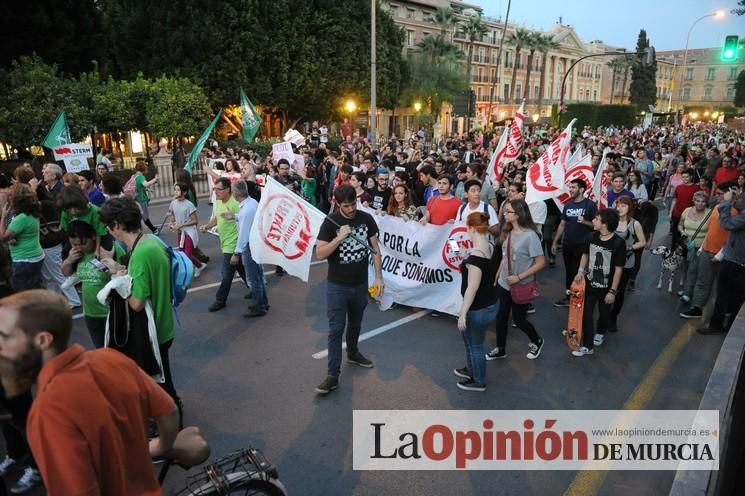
[242,248,268,311]
[11,260,43,292]
[215,253,246,304]
[327,282,368,377]
[461,302,498,385]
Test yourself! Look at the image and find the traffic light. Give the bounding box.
[722,35,739,62]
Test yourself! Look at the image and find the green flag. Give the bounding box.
[185,110,222,173]
[42,112,71,149]
[240,89,261,142]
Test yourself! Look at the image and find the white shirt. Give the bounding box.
[235,197,259,254]
[457,201,499,228]
[528,201,547,226]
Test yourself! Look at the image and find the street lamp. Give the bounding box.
[676,11,726,111]
[413,102,422,113]
[345,99,357,136]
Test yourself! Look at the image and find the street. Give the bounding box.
[68,200,724,496]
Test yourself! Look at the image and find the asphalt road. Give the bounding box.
[63,199,725,496]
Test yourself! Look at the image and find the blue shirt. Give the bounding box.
[607,189,634,208]
[87,186,106,207]
[562,198,598,246]
[235,197,259,254]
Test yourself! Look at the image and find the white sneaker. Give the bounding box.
[193,263,206,278]
[572,346,594,357]
[593,334,605,346]
[0,455,16,477]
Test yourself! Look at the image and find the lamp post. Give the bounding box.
[676,11,725,111]
[345,99,357,137]
[413,101,422,133]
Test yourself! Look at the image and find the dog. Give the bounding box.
[651,245,685,293]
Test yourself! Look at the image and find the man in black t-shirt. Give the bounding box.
[573,209,625,357]
[551,179,597,307]
[314,185,384,394]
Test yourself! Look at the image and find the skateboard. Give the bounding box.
[562,277,585,352]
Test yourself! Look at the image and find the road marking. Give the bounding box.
[563,323,696,496]
[312,310,432,360]
[73,313,83,320]
[186,260,327,294]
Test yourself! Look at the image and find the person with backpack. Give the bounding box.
[99,196,183,425]
[456,179,499,236]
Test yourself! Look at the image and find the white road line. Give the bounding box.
[312,310,431,360]
[73,313,84,320]
[186,259,327,294]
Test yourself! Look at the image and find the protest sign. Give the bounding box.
[52,143,93,173]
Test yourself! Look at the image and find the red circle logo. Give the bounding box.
[258,194,313,260]
[442,227,473,271]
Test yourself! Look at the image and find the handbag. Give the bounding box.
[507,232,540,304]
[106,292,162,377]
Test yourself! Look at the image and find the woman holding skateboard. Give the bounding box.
[454,212,500,392]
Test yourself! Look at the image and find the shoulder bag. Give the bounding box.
[507,232,540,304]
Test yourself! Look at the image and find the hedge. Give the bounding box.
[552,103,638,128]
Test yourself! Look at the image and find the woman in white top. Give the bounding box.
[679,191,711,303]
[626,170,648,201]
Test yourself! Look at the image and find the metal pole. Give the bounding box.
[667,57,676,111]
[676,14,713,112]
[558,51,645,128]
[371,0,377,145]
[487,0,511,128]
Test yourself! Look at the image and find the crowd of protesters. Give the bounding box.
[0,119,743,491]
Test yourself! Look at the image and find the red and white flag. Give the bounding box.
[249,176,327,281]
[553,146,595,210]
[589,149,610,209]
[525,119,576,205]
[486,101,525,185]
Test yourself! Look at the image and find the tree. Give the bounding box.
[536,33,559,111]
[406,34,468,122]
[145,76,213,139]
[430,6,459,39]
[735,70,745,107]
[507,28,532,104]
[463,14,489,87]
[522,31,541,101]
[629,30,657,109]
[0,0,105,75]
[732,0,745,15]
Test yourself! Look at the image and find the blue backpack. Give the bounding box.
[152,236,193,307]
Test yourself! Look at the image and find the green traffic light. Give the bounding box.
[722,35,738,61]
[724,49,734,59]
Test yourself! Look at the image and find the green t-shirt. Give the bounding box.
[135,174,149,203]
[215,197,240,253]
[59,204,108,237]
[77,245,125,318]
[129,235,174,344]
[8,213,42,260]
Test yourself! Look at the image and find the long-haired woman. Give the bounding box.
[386,184,417,220]
[487,199,546,361]
[455,212,500,391]
[0,184,44,291]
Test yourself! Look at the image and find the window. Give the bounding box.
[682,87,691,99]
[504,83,510,101]
[406,30,415,46]
[706,68,715,80]
[730,67,738,80]
[491,69,497,84]
[704,86,713,100]
[504,52,511,68]
[406,8,415,19]
[389,4,399,17]
[477,87,482,100]
[685,68,694,80]
[516,84,521,101]
[535,86,540,100]
[727,86,735,99]
[422,10,432,20]
[422,31,431,39]
[593,89,598,101]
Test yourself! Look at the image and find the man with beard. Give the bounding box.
[0,290,207,495]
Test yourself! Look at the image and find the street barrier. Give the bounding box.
[669,307,745,495]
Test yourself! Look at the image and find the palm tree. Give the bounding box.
[522,31,541,101]
[606,57,624,104]
[463,14,489,85]
[507,28,532,105]
[411,35,468,122]
[430,6,459,40]
[614,56,633,104]
[536,33,559,112]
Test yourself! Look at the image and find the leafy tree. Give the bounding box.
[507,28,532,104]
[0,0,105,75]
[536,33,559,111]
[0,56,84,149]
[733,0,745,15]
[735,70,745,107]
[430,6,459,39]
[629,30,657,109]
[145,76,213,139]
[406,35,468,121]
